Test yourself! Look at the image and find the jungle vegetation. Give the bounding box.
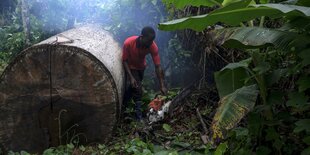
[0,0,309,154]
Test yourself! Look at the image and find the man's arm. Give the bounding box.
[149,42,167,94]
[123,61,138,88]
[122,39,138,88]
[155,65,167,95]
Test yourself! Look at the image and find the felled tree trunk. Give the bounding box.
[0,25,124,153]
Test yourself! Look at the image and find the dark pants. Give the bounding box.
[123,69,144,120]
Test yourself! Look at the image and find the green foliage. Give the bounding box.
[8,151,31,155]
[0,51,10,74]
[294,119,310,133]
[162,0,221,9]
[297,75,310,92]
[287,92,309,109]
[163,123,172,132]
[301,147,310,155]
[297,0,310,6]
[298,49,310,67]
[0,2,45,73]
[164,35,197,88]
[159,0,310,31]
[124,138,154,155]
[159,0,252,31]
[161,0,310,154]
[8,143,76,155]
[303,136,310,145]
[9,139,153,155]
[214,142,228,155]
[214,58,252,98]
[214,27,310,50]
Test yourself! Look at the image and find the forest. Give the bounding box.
[0,0,309,154]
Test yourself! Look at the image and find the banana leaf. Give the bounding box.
[213,27,310,50]
[222,0,257,7]
[162,0,222,9]
[214,58,252,98]
[280,17,310,31]
[158,1,310,31]
[212,85,259,139]
[296,0,310,7]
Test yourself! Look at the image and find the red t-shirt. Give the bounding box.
[122,36,160,70]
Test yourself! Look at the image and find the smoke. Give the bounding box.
[28,0,112,34]
[27,0,171,43]
[4,0,195,88]
[29,0,196,88]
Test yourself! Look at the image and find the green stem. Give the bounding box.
[240,22,246,27]
[259,16,265,27]
[248,20,254,27]
[250,51,267,105]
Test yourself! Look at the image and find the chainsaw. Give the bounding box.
[147,94,172,124]
[146,85,193,124]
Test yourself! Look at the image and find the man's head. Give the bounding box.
[140,26,155,48]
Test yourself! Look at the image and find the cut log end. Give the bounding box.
[0,25,124,153]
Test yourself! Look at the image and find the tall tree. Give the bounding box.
[18,0,31,47]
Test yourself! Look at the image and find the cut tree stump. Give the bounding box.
[0,25,124,153]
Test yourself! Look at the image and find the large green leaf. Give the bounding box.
[287,92,309,108]
[256,146,271,155]
[280,17,310,32]
[222,0,257,7]
[162,0,221,9]
[296,0,310,7]
[303,136,310,145]
[215,68,250,98]
[222,58,252,70]
[299,49,310,66]
[294,119,310,133]
[279,0,309,6]
[212,85,259,139]
[158,2,310,31]
[266,69,287,87]
[159,0,252,31]
[161,0,255,9]
[252,3,310,18]
[265,127,280,141]
[215,59,252,98]
[259,0,269,4]
[297,76,310,92]
[222,0,242,6]
[214,27,310,50]
[214,142,228,155]
[302,147,310,155]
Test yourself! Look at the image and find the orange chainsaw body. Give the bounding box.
[148,98,164,111]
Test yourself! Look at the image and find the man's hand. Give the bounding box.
[160,85,168,95]
[123,61,138,88]
[130,77,138,88]
[155,65,167,95]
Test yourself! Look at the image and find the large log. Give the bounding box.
[0,25,124,153]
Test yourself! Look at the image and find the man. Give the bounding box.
[122,26,167,120]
